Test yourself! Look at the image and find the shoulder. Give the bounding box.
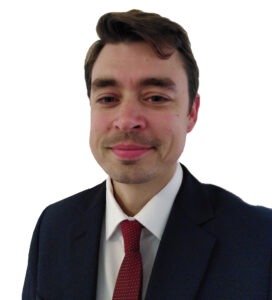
[46,181,106,211]
[203,183,272,244]
[182,164,272,242]
[205,182,272,221]
[38,181,106,229]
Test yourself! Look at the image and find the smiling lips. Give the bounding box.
[110,143,153,160]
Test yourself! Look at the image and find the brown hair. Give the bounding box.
[84,9,199,110]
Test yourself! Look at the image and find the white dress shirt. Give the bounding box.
[96,164,183,300]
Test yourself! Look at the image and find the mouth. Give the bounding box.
[110,143,154,160]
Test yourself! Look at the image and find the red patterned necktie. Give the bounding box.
[112,220,143,300]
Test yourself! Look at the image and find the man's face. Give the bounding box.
[90,42,199,186]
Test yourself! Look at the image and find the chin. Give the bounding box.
[107,167,156,185]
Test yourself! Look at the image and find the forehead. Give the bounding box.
[91,42,187,86]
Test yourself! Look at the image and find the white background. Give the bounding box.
[0,0,271,298]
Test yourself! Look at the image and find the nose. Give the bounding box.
[112,101,147,131]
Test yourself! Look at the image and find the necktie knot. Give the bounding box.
[120,220,142,253]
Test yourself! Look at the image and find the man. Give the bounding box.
[23,10,272,300]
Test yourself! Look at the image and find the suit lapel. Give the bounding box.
[145,165,216,300]
[65,183,106,299]
[56,166,215,299]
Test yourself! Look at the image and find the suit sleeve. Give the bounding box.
[22,209,46,300]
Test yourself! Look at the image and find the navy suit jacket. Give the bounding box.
[23,165,272,299]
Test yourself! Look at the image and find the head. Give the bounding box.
[84,9,199,112]
[86,10,200,188]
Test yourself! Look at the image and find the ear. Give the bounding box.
[187,94,200,133]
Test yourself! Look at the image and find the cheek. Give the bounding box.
[90,112,109,134]
[90,113,113,153]
[161,113,188,150]
[89,114,102,147]
[155,112,187,135]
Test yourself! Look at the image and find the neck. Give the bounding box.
[112,166,177,216]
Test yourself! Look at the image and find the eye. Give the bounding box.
[145,95,169,103]
[97,96,119,104]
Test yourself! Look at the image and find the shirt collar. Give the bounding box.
[105,163,183,240]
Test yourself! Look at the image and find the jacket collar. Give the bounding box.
[145,165,216,299]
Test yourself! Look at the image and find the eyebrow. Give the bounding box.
[91,77,176,92]
[139,77,176,91]
[91,78,119,91]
